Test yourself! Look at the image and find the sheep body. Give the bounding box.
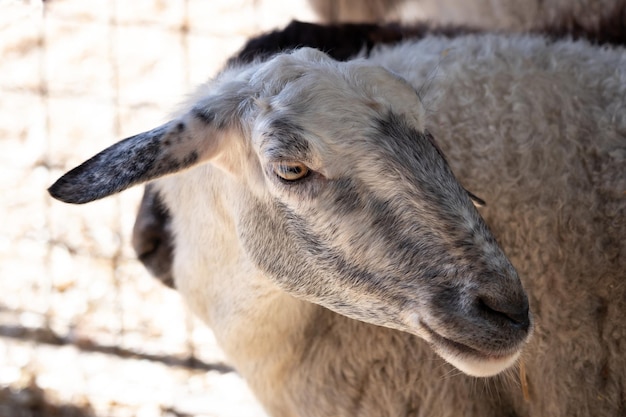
[50,34,626,416]
[369,34,626,416]
[407,0,625,32]
[310,0,626,36]
[163,34,626,416]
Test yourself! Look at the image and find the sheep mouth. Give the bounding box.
[421,321,522,377]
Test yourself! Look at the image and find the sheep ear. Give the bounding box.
[48,116,223,204]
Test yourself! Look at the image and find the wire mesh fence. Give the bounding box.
[0,0,316,415]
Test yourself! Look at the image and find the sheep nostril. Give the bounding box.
[478,296,530,331]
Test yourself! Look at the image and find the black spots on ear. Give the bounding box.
[155,121,204,173]
[157,150,199,174]
[191,104,237,131]
[192,107,217,125]
[48,121,205,204]
[48,125,167,204]
[161,122,190,147]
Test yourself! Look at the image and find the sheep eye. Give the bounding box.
[273,162,310,181]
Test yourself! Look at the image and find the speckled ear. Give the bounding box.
[48,114,223,204]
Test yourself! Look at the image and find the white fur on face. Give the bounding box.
[153,48,530,377]
[52,30,626,414]
[53,45,530,378]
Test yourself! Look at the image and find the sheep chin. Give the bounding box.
[424,326,523,377]
[442,348,521,377]
[401,311,524,377]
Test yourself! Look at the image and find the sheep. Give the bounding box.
[131,2,626,290]
[48,32,625,416]
[308,0,626,43]
[232,9,626,74]
[132,14,626,291]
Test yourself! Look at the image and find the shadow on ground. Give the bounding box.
[0,383,96,417]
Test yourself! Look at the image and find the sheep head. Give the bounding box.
[49,48,531,377]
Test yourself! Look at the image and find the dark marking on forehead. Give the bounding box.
[374,112,486,207]
[373,112,442,163]
[262,117,311,160]
[370,111,464,204]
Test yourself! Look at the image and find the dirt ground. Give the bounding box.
[0,1,318,416]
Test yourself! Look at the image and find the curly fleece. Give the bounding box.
[368,34,626,416]
[51,33,626,417]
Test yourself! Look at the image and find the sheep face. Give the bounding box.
[49,48,531,377]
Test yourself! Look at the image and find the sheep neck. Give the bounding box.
[157,166,317,404]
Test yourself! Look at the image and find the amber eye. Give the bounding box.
[273,162,310,181]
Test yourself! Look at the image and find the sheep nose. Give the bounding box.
[132,186,175,289]
[477,293,531,331]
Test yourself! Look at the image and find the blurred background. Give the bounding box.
[0,1,320,416]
